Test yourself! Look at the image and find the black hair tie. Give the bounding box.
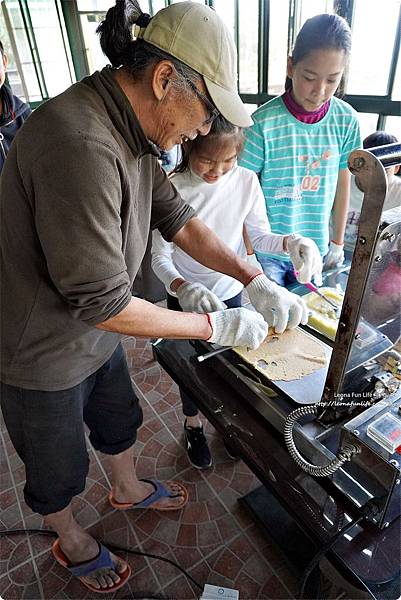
[136,13,151,27]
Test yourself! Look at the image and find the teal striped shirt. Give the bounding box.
[239,95,361,260]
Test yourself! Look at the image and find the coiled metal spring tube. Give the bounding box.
[283,406,358,477]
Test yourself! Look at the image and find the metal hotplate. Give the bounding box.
[193,330,332,406]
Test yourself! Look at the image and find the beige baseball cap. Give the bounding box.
[135,2,252,128]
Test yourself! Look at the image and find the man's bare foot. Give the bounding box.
[59,533,127,590]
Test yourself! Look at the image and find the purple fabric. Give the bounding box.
[70,544,113,578]
[282,90,330,124]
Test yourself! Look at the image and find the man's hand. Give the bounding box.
[286,234,323,286]
[176,282,226,313]
[246,274,308,334]
[207,308,268,349]
[323,240,344,270]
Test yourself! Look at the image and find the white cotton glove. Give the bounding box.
[287,234,323,286]
[246,253,264,272]
[207,308,268,349]
[246,274,308,334]
[323,241,345,270]
[176,282,226,313]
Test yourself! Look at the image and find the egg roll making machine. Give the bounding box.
[153,143,401,599]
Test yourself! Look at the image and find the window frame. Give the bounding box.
[7,0,401,122]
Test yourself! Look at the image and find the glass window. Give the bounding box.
[19,62,42,102]
[244,103,257,116]
[268,0,290,95]
[28,0,74,97]
[213,0,235,41]
[238,0,258,93]
[347,0,400,95]
[150,1,166,15]
[77,0,115,10]
[1,1,39,102]
[0,21,27,99]
[1,0,74,102]
[385,116,401,141]
[357,113,379,142]
[80,11,109,73]
[392,48,401,100]
[298,0,334,27]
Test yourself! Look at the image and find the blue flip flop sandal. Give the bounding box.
[52,538,131,594]
[108,478,188,511]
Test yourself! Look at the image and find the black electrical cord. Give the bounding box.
[0,528,203,595]
[299,499,383,599]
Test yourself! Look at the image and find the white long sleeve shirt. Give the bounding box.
[151,165,286,301]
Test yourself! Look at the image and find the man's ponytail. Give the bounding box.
[97,0,143,67]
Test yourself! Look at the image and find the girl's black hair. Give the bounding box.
[285,13,352,94]
[173,115,245,174]
[96,0,200,84]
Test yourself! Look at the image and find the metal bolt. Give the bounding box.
[353,429,360,437]
[339,321,346,328]
[389,459,399,468]
[382,232,395,242]
[374,255,383,262]
[353,157,365,170]
[355,333,361,339]
[383,522,390,528]
[359,236,366,245]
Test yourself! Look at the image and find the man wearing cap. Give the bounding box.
[0,1,311,592]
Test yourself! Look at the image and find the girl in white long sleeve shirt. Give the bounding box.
[151,117,322,470]
[152,162,289,303]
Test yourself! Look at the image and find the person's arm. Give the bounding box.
[325,108,362,268]
[243,225,254,256]
[97,295,211,339]
[150,230,185,293]
[151,229,227,312]
[243,174,286,255]
[172,217,260,286]
[331,168,351,246]
[324,168,350,268]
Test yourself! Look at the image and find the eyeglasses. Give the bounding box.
[185,78,220,126]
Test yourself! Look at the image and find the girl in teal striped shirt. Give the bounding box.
[240,13,361,287]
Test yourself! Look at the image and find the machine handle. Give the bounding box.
[367,142,401,168]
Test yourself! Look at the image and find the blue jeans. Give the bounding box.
[256,255,298,288]
[167,291,242,417]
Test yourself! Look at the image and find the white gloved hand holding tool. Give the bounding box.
[286,234,323,286]
[323,240,345,270]
[207,308,268,349]
[176,281,226,313]
[246,273,308,334]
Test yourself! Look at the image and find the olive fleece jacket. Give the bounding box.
[0,66,194,390]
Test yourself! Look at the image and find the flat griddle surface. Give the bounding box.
[195,332,332,405]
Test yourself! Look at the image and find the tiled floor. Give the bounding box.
[0,336,299,600]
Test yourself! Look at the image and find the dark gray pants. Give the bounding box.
[0,344,143,515]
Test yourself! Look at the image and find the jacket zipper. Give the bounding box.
[0,115,17,161]
[0,132,6,162]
